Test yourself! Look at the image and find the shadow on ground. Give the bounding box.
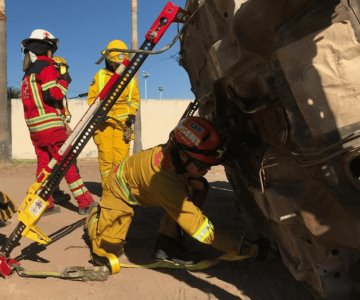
[122,180,315,300]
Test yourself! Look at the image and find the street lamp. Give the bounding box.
[142,71,150,100]
[158,85,164,100]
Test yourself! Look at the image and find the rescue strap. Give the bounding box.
[12,264,110,281]
[6,218,111,281]
[10,252,252,281]
[87,207,255,274]
[117,252,254,271]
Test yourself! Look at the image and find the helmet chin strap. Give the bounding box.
[105,60,119,72]
[170,147,190,174]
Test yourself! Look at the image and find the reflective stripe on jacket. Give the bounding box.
[21,56,68,135]
[109,145,239,253]
[87,68,140,122]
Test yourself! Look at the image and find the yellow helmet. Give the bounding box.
[102,39,129,63]
[53,56,67,65]
[53,56,69,75]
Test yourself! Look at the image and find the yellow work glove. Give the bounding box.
[0,191,16,225]
[222,236,269,262]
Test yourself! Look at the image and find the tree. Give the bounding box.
[0,0,11,162]
[7,87,21,99]
[131,0,142,153]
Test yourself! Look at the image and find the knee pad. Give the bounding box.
[85,203,100,240]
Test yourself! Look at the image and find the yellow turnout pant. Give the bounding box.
[87,171,134,258]
[94,121,130,189]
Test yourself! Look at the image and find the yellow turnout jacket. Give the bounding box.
[87,68,140,123]
[107,144,240,253]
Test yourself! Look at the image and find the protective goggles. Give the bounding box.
[105,50,127,62]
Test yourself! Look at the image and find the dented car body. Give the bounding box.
[179,0,360,299]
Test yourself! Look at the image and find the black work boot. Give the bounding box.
[79,206,90,216]
[91,253,112,272]
[153,234,199,265]
[52,188,71,204]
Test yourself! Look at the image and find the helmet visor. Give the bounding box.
[107,50,126,63]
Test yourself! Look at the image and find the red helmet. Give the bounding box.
[171,116,225,165]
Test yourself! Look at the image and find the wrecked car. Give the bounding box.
[179,0,360,299]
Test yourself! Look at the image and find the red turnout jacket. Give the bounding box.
[21,56,69,147]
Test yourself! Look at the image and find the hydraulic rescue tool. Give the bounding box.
[0,1,188,279]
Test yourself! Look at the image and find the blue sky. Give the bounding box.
[6,0,194,100]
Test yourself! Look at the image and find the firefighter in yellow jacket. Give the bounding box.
[87,39,140,189]
[86,116,263,274]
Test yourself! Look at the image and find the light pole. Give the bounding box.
[142,71,150,99]
[158,85,164,100]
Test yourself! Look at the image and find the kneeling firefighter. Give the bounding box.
[85,116,263,274]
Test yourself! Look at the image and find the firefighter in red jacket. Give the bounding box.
[86,116,262,274]
[21,29,94,215]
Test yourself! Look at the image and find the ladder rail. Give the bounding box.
[0,2,187,259]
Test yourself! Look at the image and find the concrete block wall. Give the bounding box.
[11,99,191,159]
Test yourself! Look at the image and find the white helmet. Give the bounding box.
[22,29,59,52]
